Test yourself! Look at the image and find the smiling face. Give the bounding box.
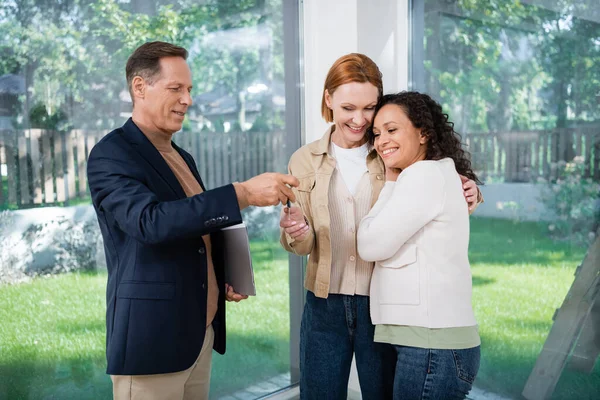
[131,56,193,135]
[372,104,428,170]
[325,81,379,148]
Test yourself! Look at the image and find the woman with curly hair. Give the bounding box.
[280,57,483,399]
[358,91,481,399]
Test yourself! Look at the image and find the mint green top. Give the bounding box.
[374,325,480,350]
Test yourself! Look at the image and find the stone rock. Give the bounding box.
[0,205,103,284]
[0,203,286,284]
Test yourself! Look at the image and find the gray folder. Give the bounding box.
[222,222,256,296]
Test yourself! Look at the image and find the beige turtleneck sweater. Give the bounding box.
[143,129,218,327]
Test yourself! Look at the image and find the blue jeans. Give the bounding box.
[392,345,480,400]
[300,292,396,400]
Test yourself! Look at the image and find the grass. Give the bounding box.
[469,217,599,399]
[0,240,291,400]
[0,218,598,399]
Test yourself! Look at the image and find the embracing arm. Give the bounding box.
[358,162,445,261]
[460,175,483,214]
[87,144,243,245]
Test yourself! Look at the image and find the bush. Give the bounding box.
[29,102,69,130]
[539,156,600,246]
[241,206,281,241]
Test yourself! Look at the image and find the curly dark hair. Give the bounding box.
[368,91,481,184]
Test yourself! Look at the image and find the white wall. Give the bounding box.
[303,0,358,143]
[302,0,410,144]
[477,183,552,221]
[357,0,409,94]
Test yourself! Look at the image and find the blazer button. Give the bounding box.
[202,283,206,289]
[204,221,210,227]
[224,216,229,221]
[198,248,205,254]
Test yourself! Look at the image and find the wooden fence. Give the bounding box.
[466,127,600,182]
[0,129,287,208]
[1,126,599,208]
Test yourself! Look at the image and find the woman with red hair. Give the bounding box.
[280,55,482,399]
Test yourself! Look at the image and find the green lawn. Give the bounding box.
[0,218,598,399]
[469,217,599,399]
[0,240,291,399]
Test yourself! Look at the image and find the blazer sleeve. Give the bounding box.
[358,162,446,261]
[87,142,243,245]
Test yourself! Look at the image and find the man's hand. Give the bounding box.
[225,283,249,302]
[280,206,310,241]
[460,175,480,213]
[233,173,299,209]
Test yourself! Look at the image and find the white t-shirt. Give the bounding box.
[330,142,370,196]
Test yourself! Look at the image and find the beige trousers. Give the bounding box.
[111,325,214,400]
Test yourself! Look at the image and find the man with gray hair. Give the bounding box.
[87,41,298,399]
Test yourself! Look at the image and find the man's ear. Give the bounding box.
[324,89,333,109]
[131,76,146,100]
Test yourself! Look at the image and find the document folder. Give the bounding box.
[221,222,256,296]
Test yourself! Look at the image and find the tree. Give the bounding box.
[0,0,285,131]
[419,0,600,183]
[421,0,600,134]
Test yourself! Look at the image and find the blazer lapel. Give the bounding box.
[120,118,187,199]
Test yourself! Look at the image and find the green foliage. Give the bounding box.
[539,157,600,246]
[0,0,285,131]
[422,0,600,134]
[180,117,192,132]
[28,102,68,130]
[213,117,226,133]
[249,113,272,132]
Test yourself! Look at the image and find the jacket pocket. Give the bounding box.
[297,176,315,192]
[376,244,420,305]
[294,176,316,223]
[379,243,417,269]
[117,281,175,300]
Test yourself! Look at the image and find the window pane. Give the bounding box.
[413,1,600,399]
[0,1,298,398]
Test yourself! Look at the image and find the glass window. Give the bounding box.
[412,0,599,398]
[0,1,301,398]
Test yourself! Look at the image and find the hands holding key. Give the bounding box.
[233,173,299,209]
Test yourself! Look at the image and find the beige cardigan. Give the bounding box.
[279,127,385,298]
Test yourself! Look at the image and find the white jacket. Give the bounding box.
[358,158,477,328]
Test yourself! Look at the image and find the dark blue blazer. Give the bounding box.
[87,118,242,375]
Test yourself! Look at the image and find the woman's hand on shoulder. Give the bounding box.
[459,175,481,213]
[280,206,310,241]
